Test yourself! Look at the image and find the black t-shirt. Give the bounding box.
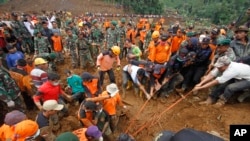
[36,112,49,128]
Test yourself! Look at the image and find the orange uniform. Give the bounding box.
[149,41,171,64]
[126,29,136,44]
[83,78,100,97]
[0,124,13,141]
[139,30,147,42]
[51,36,63,52]
[171,36,184,54]
[99,91,123,115]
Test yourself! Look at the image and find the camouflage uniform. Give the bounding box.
[144,30,153,50]
[0,66,24,111]
[34,36,51,56]
[117,25,126,59]
[105,27,120,49]
[66,34,79,68]
[89,26,104,58]
[11,20,34,53]
[76,38,95,68]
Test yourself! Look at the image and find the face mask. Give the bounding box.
[52,82,60,86]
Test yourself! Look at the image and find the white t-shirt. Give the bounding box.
[211,62,250,84]
[123,65,141,84]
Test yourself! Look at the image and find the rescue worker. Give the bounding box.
[96,46,121,86]
[81,72,102,98]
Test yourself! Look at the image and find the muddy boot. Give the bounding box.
[199,97,214,105]
[126,80,132,90]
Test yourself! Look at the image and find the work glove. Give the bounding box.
[116,65,121,71]
[7,100,15,107]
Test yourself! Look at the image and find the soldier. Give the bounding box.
[89,19,104,58]
[105,20,120,49]
[144,23,155,50]
[65,28,78,68]
[10,12,34,54]
[34,30,51,57]
[117,18,126,59]
[76,33,95,69]
[0,59,24,112]
[67,21,79,35]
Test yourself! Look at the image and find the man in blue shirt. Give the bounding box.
[6,44,24,69]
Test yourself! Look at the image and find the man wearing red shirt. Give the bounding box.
[33,73,72,113]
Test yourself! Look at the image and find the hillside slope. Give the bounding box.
[0,0,124,15]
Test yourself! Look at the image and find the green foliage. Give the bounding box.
[114,0,164,15]
[162,0,250,25]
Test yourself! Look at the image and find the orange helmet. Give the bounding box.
[111,46,120,56]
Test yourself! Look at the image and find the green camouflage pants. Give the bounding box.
[70,50,79,68]
[79,50,95,68]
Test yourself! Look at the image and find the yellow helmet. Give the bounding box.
[111,46,120,56]
[34,58,47,65]
[152,31,160,39]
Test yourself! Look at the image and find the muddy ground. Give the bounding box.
[1,0,250,140]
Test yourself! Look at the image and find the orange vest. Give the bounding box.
[83,78,99,97]
[100,91,123,115]
[171,36,184,53]
[25,63,35,75]
[147,41,155,61]
[139,30,147,42]
[126,29,135,44]
[51,36,63,52]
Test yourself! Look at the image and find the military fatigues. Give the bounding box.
[11,20,34,53]
[66,34,79,68]
[76,38,95,68]
[0,66,24,111]
[117,25,126,59]
[144,30,153,50]
[105,28,120,49]
[34,36,51,56]
[89,26,104,58]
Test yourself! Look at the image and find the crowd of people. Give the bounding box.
[0,8,250,140]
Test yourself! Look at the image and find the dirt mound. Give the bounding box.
[0,0,124,15]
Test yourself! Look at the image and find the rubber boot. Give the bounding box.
[126,80,132,90]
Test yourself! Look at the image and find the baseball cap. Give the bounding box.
[34,58,47,65]
[201,37,210,44]
[4,110,27,126]
[56,132,79,141]
[154,130,174,141]
[214,56,231,68]
[42,100,64,111]
[106,83,119,97]
[86,126,102,139]
[13,120,40,141]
